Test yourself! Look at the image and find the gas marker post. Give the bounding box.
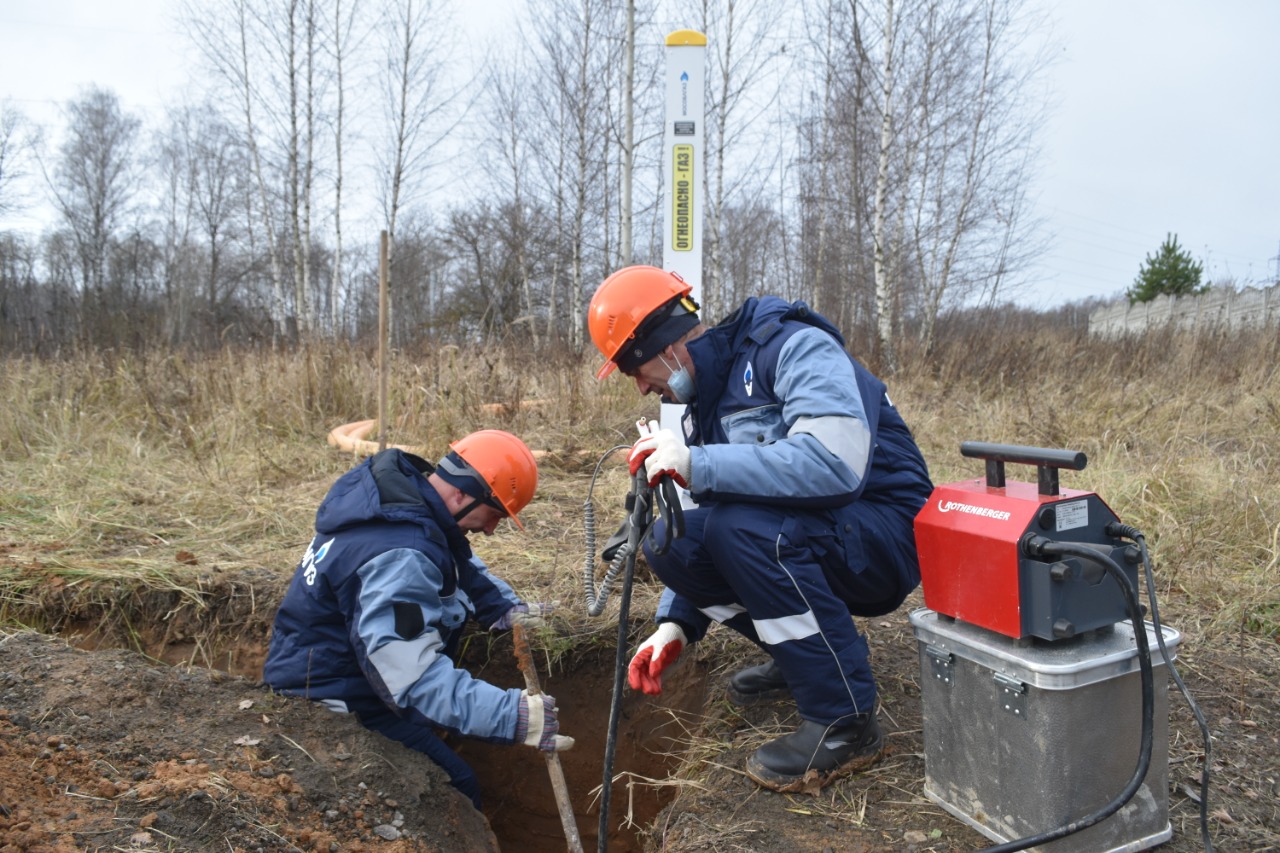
[660,29,706,447]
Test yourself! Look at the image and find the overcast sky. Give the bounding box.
[2,0,1278,308]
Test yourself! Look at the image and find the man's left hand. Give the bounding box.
[492,602,555,631]
[516,690,574,752]
[628,622,687,695]
[631,429,691,489]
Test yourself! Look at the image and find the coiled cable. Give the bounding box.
[582,445,632,617]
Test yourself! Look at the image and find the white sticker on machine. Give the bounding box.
[1056,499,1089,531]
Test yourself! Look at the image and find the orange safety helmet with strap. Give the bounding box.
[443,430,539,530]
[588,265,700,380]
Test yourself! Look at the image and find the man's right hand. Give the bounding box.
[628,432,660,476]
[628,429,691,488]
[628,622,688,695]
[516,690,574,752]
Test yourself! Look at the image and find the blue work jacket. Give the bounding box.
[264,449,524,744]
[657,296,933,635]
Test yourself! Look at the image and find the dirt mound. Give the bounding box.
[0,630,496,852]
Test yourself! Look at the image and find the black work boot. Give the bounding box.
[727,660,790,706]
[744,714,884,793]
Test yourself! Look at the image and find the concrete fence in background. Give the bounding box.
[1088,283,1280,338]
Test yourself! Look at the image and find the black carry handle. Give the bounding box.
[960,441,1087,497]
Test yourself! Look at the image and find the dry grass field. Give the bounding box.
[1,322,1277,852]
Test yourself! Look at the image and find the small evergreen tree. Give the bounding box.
[1126,233,1206,304]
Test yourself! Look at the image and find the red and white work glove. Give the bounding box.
[628,621,688,696]
[516,690,575,752]
[628,429,692,489]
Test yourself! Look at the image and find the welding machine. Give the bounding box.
[911,442,1178,853]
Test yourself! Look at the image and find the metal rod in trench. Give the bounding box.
[512,623,585,853]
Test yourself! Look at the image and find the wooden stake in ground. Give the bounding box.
[377,230,389,451]
[512,624,584,853]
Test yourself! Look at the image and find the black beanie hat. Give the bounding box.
[614,296,700,374]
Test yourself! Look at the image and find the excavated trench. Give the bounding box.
[49,583,706,853]
[454,635,710,852]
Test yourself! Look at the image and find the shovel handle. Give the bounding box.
[513,624,584,853]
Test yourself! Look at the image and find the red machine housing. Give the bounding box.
[914,443,1133,641]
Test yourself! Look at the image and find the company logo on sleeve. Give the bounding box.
[743,361,754,396]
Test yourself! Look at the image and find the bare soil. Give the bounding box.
[0,629,496,853]
[648,609,1280,853]
[0,568,1276,852]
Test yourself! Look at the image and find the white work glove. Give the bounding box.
[628,622,688,696]
[516,690,575,752]
[628,429,692,489]
[491,602,555,631]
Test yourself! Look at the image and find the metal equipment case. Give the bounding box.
[910,608,1179,853]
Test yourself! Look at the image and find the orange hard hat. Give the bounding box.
[445,430,538,530]
[587,265,699,380]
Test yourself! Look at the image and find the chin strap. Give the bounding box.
[452,497,484,523]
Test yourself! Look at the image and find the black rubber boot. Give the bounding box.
[744,715,884,793]
[726,660,790,706]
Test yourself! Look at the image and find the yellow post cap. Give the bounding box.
[665,30,707,46]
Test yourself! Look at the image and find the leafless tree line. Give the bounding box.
[0,0,1049,366]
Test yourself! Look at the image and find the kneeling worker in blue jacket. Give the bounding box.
[588,266,933,792]
[264,430,569,809]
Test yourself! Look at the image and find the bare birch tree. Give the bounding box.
[620,0,638,267]
[47,88,142,301]
[293,0,319,337]
[0,101,40,219]
[479,55,543,347]
[184,0,286,339]
[799,0,871,326]
[376,0,462,346]
[698,0,788,319]
[905,0,1047,353]
[800,0,1047,369]
[153,107,198,344]
[185,105,252,340]
[184,0,335,342]
[868,0,902,370]
[328,0,359,336]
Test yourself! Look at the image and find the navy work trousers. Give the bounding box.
[644,499,917,724]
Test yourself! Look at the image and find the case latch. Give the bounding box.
[925,645,954,685]
[993,672,1027,717]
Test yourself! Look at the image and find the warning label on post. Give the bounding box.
[672,144,694,252]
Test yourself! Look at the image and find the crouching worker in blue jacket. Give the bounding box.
[587,266,933,794]
[264,430,570,809]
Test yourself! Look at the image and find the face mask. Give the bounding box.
[659,353,696,404]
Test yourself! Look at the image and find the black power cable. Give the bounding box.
[597,469,649,853]
[975,527,1216,853]
[1109,522,1215,853]
[583,447,686,853]
[973,535,1155,853]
